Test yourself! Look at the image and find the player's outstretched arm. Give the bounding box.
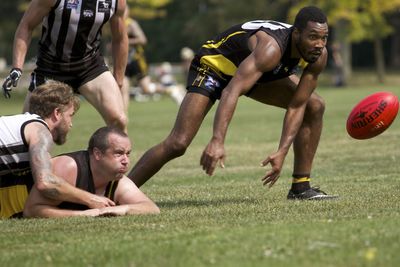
[101,177,160,216]
[261,48,328,187]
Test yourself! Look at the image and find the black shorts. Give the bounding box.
[29,53,109,93]
[186,57,230,102]
[125,49,148,79]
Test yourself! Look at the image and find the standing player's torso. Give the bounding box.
[39,0,118,63]
[197,20,304,82]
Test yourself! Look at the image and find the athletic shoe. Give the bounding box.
[287,187,339,200]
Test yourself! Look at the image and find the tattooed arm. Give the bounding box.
[24,122,115,208]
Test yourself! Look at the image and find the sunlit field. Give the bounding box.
[1,83,399,267]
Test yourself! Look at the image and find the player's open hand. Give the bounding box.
[87,195,116,209]
[200,139,226,176]
[260,151,286,188]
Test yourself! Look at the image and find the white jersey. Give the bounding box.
[0,113,47,177]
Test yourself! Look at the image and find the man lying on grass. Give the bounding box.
[24,126,160,218]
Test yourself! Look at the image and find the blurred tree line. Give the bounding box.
[0,0,399,84]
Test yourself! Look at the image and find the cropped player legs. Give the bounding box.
[79,71,128,132]
[247,75,325,177]
[129,93,214,187]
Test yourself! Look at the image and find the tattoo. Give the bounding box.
[30,126,63,199]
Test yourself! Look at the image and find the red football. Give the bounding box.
[346,91,399,139]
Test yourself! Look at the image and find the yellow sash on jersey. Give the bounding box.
[0,185,28,219]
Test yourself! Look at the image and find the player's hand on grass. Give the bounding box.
[261,150,286,188]
[87,195,116,209]
[2,68,22,98]
[99,206,129,217]
[200,139,226,176]
[81,208,101,217]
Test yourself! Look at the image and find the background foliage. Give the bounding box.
[1,0,399,75]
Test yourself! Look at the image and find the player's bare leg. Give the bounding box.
[128,92,214,187]
[79,71,128,132]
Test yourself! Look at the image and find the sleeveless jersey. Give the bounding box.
[58,150,119,210]
[197,20,307,83]
[0,113,48,218]
[37,0,118,71]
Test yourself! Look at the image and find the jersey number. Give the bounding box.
[241,20,292,31]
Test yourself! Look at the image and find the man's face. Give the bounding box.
[98,134,131,179]
[295,21,328,63]
[53,104,75,145]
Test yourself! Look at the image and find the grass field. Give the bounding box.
[1,84,400,267]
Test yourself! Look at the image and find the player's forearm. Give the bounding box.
[212,89,240,142]
[112,36,128,87]
[278,106,305,154]
[12,26,33,69]
[35,172,97,207]
[24,205,99,218]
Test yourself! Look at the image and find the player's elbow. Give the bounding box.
[34,178,60,200]
[147,202,160,214]
[23,202,37,218]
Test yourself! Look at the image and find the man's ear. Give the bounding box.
[53,108,62,121]
[50,107,63,124]
[93,147,102,160]
[293,28,300,39]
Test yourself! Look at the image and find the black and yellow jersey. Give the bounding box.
[0,113,48,219]
[58,150,119,210]
[195,20,306,83]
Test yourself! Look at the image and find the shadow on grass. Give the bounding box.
[157,196,259,208]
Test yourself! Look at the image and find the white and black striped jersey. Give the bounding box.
[0,113,47,177]
[37,0,118,66]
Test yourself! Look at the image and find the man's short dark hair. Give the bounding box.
[29,80,80,119]
[294,6,327,31]
[88,126,129,154]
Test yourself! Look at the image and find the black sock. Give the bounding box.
[291,174,311,194]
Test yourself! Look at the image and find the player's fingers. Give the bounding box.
[261,169,275,181]
[268,176,279,188]
[107,199,116,207]
[220,156,225,169]
[260,157,271,167]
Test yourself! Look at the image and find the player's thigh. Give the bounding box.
[79,71,124,113]
[247,75,299,109]
[168,92,214,142]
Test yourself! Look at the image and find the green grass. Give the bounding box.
[1,84,400,267]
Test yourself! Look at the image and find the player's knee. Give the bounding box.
[108,113,128,131]
[164,138,189,157]
[306,95,325,118]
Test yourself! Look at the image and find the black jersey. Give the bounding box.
[37,0,118,72]
[58,150,119,210]
[196,20,307,83]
